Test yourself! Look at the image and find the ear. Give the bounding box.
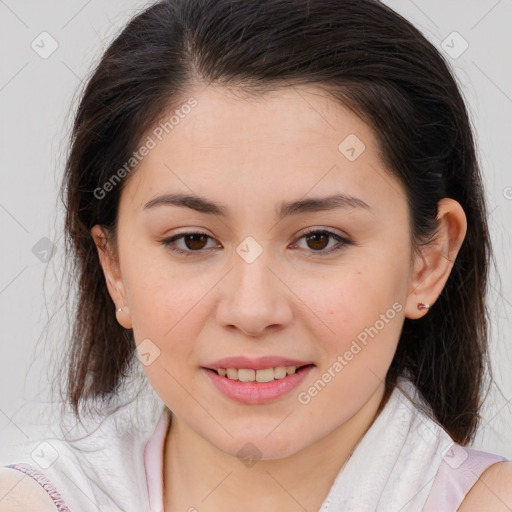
[405,198,467,319]
[91,224,132,329]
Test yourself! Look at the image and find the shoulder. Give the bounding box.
[458,461,512,511]
[0,467,59,511]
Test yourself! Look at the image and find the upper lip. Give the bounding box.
[203,356,314,370]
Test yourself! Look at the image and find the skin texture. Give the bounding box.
[91,84,469,512]
[0,468,60,511]
[458,461,512,511]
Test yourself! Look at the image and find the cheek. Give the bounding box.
[122,241,200,336]
[305,253,408,363]
[295,263,406,419]
[118,247,198,378]
[124,260,207,407]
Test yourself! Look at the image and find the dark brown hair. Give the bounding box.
[59,0,492,444]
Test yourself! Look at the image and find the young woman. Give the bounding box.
[1,0,511,510]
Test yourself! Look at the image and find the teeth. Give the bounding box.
[226,368,238,380]
[238,369,255,382]
[216,365,302,382]
[274,366,287,379]
[255,368,274,383]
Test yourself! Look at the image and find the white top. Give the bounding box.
[3,377,507,511]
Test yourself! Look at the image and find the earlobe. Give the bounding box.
[405,198,467,320]
[115,305,132,330]
[91,224,132,329]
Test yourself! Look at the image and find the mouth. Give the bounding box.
[201,362,315,405]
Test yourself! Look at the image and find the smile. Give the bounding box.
[202,364,315,404]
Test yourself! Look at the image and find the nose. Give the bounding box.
[216,250,293,338]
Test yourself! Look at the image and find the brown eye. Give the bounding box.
[182,233,209,250]
[293,229,352,255]
[305,232,330,251]
[161,232,219,257]
[161,229,351,258]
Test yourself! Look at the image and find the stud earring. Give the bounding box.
[116,307,124,313]
[417,303,431,311]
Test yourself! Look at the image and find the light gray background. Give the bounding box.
[1,0,511,462]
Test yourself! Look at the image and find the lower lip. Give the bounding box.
[202,365,314,405]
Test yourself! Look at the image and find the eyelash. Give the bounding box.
[160,228,352,257]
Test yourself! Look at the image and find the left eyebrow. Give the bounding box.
[278,194,371,218]
[143,192,371,220]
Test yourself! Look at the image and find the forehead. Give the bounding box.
[176,84,370,152]
[119,84,403,215]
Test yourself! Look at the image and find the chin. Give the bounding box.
[210,427,306,462]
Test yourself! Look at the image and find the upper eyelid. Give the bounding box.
[164,227,349,242]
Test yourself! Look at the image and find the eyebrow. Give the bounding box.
[143,192,371,220]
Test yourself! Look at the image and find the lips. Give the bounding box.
[201,355,315,404]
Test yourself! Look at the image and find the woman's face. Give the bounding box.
[95,84,420,459]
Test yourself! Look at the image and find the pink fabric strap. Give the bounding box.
[5,462,71,512]
[143,409,171,512]
[423,444,508,511]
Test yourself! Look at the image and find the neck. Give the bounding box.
[163,383,388,512]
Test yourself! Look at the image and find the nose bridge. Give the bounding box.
[233,235,278,302]
[217,235,292,336]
